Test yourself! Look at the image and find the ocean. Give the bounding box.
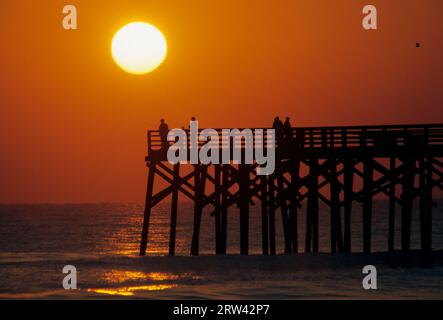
[0,201,442,299]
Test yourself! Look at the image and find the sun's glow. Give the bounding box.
[111,22,167,75]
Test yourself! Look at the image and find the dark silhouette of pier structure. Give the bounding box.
[140,124,443,256]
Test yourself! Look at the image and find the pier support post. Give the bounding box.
[191,165,207,256]
[169,163,180,256]
[363,158,373,253]
[306,158,319,253]
[401,156,415,251]
[343,158,353,252]
[261,176,269,255]
[420,156,433,252]
[388,157,396,252]
[269,175,276,255]
[289,160,300,253]
[239,164,250,255]
[277,167,291,254]
[330,158,343,253]
[214,165,223,254]
[140,161,157,256]
[220,165,229,254]
[425,156,433,251]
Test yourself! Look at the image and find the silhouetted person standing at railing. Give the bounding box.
[273,117,284,147]
[187,117,197,130]
[284,117,293,145]
[159,118,169,151]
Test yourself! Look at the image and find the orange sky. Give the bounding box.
[1,0,443,203]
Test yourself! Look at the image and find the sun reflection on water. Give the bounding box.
[87,284,178,297]
[86,269,202,297]
[103,270,181,283]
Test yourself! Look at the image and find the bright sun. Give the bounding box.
[111,22,167,75]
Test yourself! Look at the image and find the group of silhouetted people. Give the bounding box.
[158,116,303,152]
[273,116,294,146]
[159,119,169,150]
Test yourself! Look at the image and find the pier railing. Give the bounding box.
[147,124,443,160]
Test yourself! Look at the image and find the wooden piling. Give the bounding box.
[363,158,373,253]
[401,157,414,251]
[168,163,180,256]
[269,175,276,255]
[420,156,433,252]
[312,163,319,253]
[239,164,249,255]
[220,164,229,254]
[419,157,426,251]
[424,156,433,251]
[330,158,343,252]
[191,165,208,256]
[140,161,156,256]
[388,157,396,252]
[277,170,292,254]
[343,158,353,252]
[289,160,300,253]
[261,176,269,255]
[329,130,342,253]
[214,165,223,254]
[306,158,319,253]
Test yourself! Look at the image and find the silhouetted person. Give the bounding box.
[188,117,197,130]
[272,117,284,147]
[284,117,293,144]
[159,119,169,151]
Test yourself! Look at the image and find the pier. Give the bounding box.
[140,124,443,256]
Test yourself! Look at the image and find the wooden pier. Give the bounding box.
[140,124,443,256]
